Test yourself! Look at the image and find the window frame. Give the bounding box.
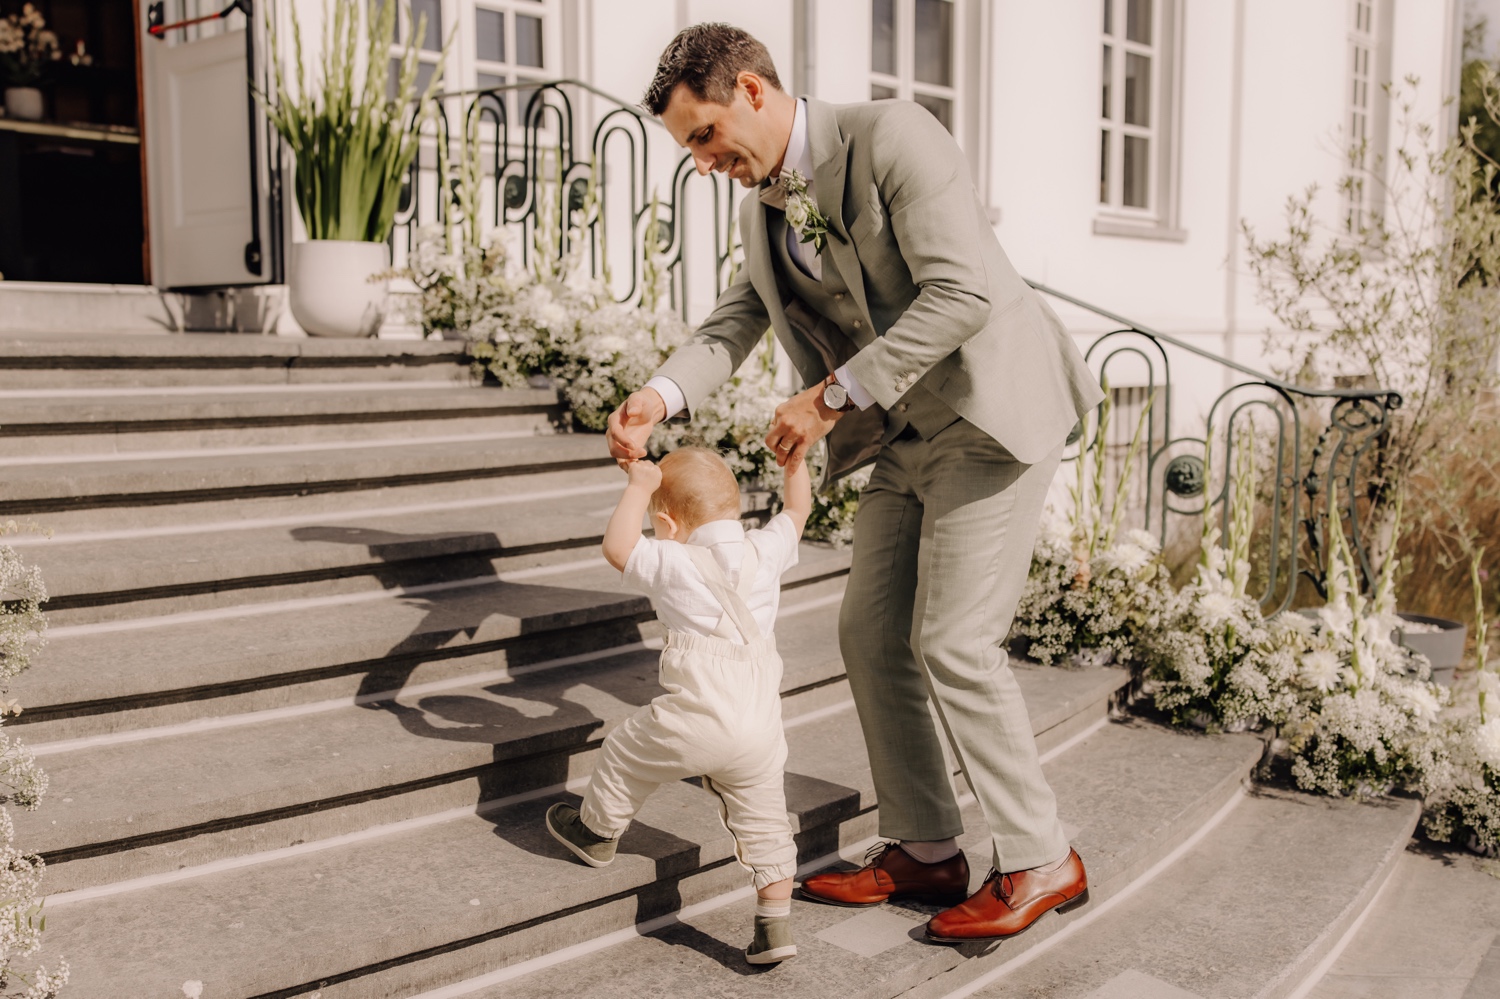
[1343,0,1393,234]
[869,0,964,144]
[460,0,561,133]
[1093,0,1186,242]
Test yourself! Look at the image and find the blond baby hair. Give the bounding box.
[649,446,741,531]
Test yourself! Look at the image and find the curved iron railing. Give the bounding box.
[1033,283,1401,614]
[392,79,1398,614]
[391,78,739,315]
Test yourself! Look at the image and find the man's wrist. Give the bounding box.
[638,387,669,424]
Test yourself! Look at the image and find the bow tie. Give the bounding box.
[759,178,789,210]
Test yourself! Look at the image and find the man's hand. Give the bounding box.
[607,388,668,467]
[766,378,843,475]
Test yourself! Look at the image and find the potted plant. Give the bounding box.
[261,0,443,336]
[0,4,60,121]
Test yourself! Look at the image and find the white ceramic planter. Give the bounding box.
[288,239,390,337]
[4,87,44,121]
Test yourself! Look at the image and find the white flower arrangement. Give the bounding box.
[1275,485,1449,798]
[776,169,843,253]
[1138,432,1299,731]
[0,4,60,88]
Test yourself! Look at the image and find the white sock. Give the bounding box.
[755,898,792,918]
[899,838,961,864]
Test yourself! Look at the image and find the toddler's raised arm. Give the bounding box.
[781,460,812,540]
[603,460,662,571]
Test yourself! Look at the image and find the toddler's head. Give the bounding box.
[649,446,741,540]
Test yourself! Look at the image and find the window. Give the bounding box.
[1095,0,1184,240]
[869,0,959,136]
[1345,0,1377,231]
[470,0,552,129]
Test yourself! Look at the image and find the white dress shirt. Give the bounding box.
[621,514,800,643]
[644,98,876,418]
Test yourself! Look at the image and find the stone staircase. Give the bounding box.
[0,333,1427,999]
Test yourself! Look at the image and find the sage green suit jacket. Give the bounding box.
[655,97,1104,469]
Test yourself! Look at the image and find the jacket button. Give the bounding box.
[835,292,845,301]
[852,319,862,329]
[899,403,910,412]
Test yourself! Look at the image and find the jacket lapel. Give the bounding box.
[805,98,873,337]
[742,185,788,336]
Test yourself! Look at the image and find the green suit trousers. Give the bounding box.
[838,419,1069,873]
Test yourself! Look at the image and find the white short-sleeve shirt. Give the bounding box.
[622,514,801,643]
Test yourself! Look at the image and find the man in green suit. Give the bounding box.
[607,23,1104,941]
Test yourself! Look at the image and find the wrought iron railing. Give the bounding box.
[1034,283,1400,614]
[393,79,1398,614]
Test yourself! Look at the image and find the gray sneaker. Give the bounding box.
[545,803,617,868]
[745,913,798,965]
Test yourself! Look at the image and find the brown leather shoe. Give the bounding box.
[926,848,1089,941]
[799,842,971,908]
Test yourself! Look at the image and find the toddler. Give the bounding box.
[545,445,811,965]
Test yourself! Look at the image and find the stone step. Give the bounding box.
[26,601,1123,899]
[20,573,861,886]
[39,666,1144,999]
[0,432,613,520]
[11,548,850,741]
[23,472,629,623]
[8,462,621,538]
[0,385,561,458]
[948,791,1422,999]
[1303,846,1500,999]
[0,332,474,388]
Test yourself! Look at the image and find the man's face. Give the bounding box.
[660,75,781,187]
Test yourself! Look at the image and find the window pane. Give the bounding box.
[1101,45,1112,118]
[1100,129,1111,203]
[517,14,544,68]
[1103,0,1113,34]
[871,83,898,100]
[1126,0,1152,44]
[872,0,897,76]
[477,8,505,63]
[517,82,543,125]
[914,92,953,133]
[415,59,437,94]
[915,0,953,87]
[478,71,507,91]
[1123,134,1149,208]
[413,0,441,52]
[1124,52,1150,126]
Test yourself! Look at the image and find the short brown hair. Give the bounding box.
[649,446,742,531]
[642,23,783,116]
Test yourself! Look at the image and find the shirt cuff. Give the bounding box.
[643,376,687,420]
[834,364,877,411]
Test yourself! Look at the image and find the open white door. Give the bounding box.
[141,1,276,289]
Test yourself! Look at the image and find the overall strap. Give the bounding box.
[683,542,764,644]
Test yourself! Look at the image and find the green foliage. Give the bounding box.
[260,0,445,242]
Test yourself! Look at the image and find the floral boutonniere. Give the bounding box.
[779,169,846,253]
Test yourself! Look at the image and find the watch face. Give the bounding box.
[824,382,849,410]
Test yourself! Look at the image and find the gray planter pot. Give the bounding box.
[1394,613,1466,687]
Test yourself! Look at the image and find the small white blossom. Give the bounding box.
[1478,718,1500,772]
[1299,649,1344,692]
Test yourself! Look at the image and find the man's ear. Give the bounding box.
[738,71,764,108]
[654,509,679,540]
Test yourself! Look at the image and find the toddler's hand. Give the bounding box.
[626,458,663,492]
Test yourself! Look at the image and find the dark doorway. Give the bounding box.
[0,0,146,284]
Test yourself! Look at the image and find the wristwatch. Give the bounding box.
[822,375,856,413]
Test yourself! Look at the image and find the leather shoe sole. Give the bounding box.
[924,887,1091,942]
